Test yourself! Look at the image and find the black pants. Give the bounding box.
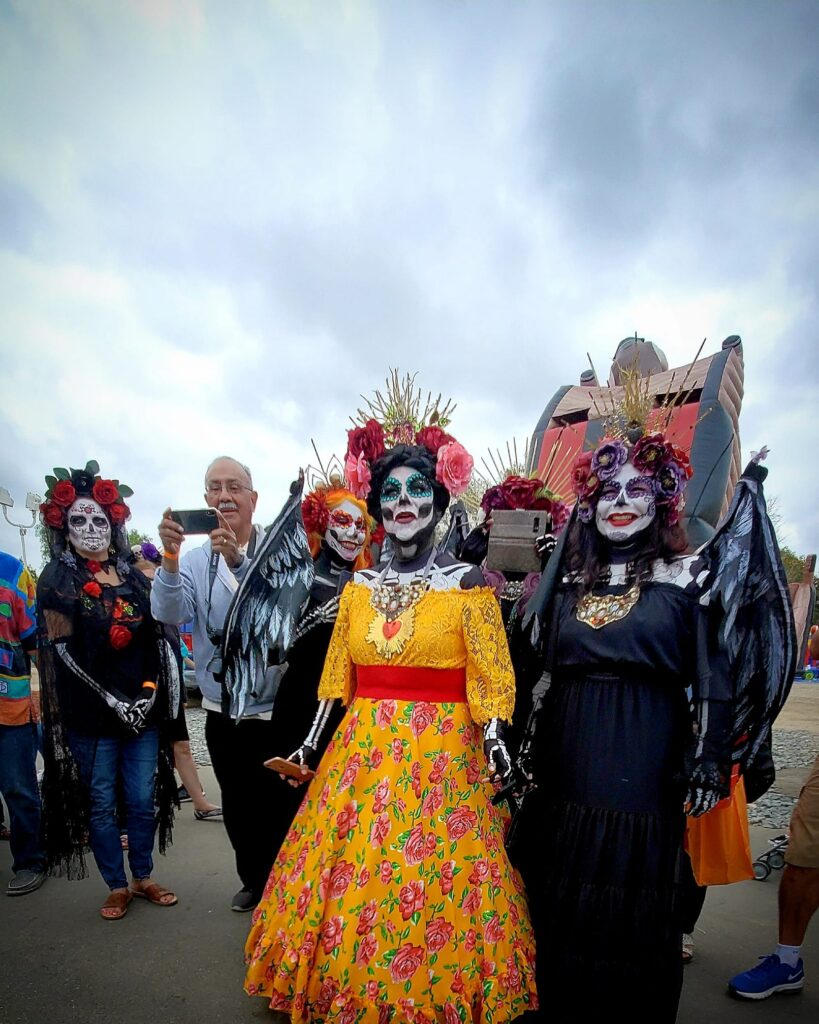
[205,710,301,899]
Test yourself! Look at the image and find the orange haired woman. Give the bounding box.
[260,483,376,863]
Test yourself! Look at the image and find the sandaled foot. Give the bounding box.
[129,879,178,906]
[193,806,223,820]
[100,889,132,920]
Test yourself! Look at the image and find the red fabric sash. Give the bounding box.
[355,665,467,703]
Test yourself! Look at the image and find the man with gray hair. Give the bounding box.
[152,456,280,913]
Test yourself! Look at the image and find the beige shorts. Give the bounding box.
[786,753,819,869]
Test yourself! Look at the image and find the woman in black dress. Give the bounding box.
[512,432,731,1023]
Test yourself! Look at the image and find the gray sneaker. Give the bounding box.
[7,869,47,896]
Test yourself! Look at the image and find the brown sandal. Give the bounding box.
[100,890,133,921]
[129,881,178,907]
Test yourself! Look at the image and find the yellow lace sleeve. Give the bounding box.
[461,587,516,724]
[317,584,355,705]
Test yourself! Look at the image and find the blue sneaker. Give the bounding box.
[728,954,804,1000]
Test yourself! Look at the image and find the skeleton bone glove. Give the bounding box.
[288,698,338,772]
[483,718,513,787]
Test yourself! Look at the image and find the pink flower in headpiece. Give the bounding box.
[436,441,473,497]
[345,451,372,499]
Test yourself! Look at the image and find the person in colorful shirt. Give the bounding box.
[0,549,46,896]
[244,396,537,1024]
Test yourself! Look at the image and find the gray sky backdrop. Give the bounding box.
[1,0,817,566]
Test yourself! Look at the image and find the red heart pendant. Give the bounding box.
[383,620,402,640]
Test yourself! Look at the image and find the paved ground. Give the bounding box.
[2,685,818,1023]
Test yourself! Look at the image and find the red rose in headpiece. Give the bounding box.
[415,425,455,456]
[51,481,77,507]
[499,475,542,510]
[92,479,119,506]
[108,502,129,525]
[302,491,331,535]
[40,502,65,528]
[571,451,595,497]
[346,419,386,463]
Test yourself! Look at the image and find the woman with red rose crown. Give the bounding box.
[244,379,537,1024]
[37,461,181,920]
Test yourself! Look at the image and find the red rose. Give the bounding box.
[299,931,316,958]
[301,491,330,535]
[336,801,359,840]
[509,900,520,926]
[415,425,455,455]
[328,860,355,899]
[356,899,378,934]
[369,812,391,849]
[379,859,393,884]
[451,969,466,994]
[429,752,450,784]
[373,778,391,814]
[446,806,478,841]
[439,860,455,896]
[41,501,65,528]
[342,714,358,747]
[462,886,482,914]
[503,958,523,994]
[399,879,425,920]
[339,752,362,790]
[571,450,595,497]
[499,475,542,510]
[444,1004,461,1024]
[409,702,437,737]
[480,959,496,978]
[468,859,490,885]
[391,738,405,763]
[489,862,502,888]
[424,918,454,953]
[410,761,422,798]
[370,748,384,769]
[51,480,76,507]
[92,479,119,506]
[109,625,132,650]
[375,700,397,727]
[318,867,331,901]
[346,419,386,463]
[313,828,324,848]
[422,785,443,817]
[320,915,344,953]
[485,913,505,944]
[108,502,129,525]
[357,866,370,888]
[366,981,379,1000]
[315,979,339,1015]
[466,758,482,785]
[389,943,425,983]
[464,928,477,952]
[83,581,102,598]
[296,884,311,919]
[356,933,378,965]
[440,717,454,734]
[403,824,426,866]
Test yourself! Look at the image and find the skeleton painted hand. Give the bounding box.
[483,719,513,787]
[685,761,724,817]
[121,685,158,733]
[535,533,557,569]
[284,699,337,783]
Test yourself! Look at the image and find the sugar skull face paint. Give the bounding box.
[594,460,656,544]
[67,498,112,556]
[379,467,435,544]
[324,500,367,563]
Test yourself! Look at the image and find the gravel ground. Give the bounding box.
[186,702,818,827]
[747,727,818,828]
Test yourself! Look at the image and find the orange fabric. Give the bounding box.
[685,773,754,886]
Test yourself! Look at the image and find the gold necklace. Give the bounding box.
[576,582,641,629]
[367,578,430,659]
[370,578,429,621]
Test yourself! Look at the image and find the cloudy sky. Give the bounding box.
[1,0,817,567]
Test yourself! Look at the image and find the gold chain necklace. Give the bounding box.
[576,582,641,629]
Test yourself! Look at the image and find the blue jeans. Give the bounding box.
[0,722,45,874]
[68,727,159,890]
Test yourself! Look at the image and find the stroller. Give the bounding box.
[752,834,789,880]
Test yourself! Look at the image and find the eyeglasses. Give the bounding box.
[205,481,253,496]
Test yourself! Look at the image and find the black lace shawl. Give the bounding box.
[38,553,179,879]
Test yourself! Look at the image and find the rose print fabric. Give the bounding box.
[244,695,537,1024]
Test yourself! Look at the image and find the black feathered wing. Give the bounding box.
[694,460,797,775]
[220,474,314,719]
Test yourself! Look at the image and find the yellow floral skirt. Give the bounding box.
[244,697,537,1024]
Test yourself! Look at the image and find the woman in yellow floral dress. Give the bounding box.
[245,424,537,1024]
